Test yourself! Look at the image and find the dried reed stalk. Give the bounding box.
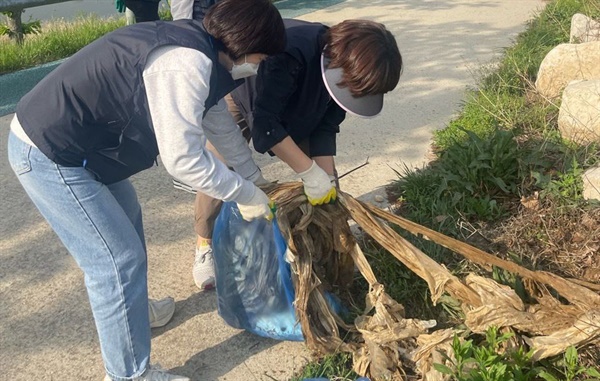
[266,183,600,379]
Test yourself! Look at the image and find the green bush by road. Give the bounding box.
[0,16,126,74]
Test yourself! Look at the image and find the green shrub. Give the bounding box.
[290,353,358,381]
[395,128,521,233]
[534,156,585,203]
[434,327,540,381]
[434,95,497,150]
[436,328,600,381]
[0,6,174,75]
[538,346,600,381]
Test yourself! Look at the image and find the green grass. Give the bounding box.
[0,15,126,74]
[290,353,358,381]
[393,0,600,232]
[0,4,175,75]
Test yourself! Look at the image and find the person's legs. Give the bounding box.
[124,0,160,22]
[191,0,216,21]
[192,140,224,290]
[8,131,150,380]
[108,180,176,328]
[193,170,224,243]
[108,179,146,251]
[224,92,251,140]
[191,93,252,290]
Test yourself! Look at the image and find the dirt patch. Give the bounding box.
[465,199,600,284]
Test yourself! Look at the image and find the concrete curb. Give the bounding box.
[0,59,65,116]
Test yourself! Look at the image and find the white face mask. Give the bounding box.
[230,55,260,80]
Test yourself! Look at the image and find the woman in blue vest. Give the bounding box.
[6,0,284,380]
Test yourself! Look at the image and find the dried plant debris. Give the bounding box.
[483,204,600,284]
[266,183,600,381]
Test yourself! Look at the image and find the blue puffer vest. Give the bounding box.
[17,19,238,184]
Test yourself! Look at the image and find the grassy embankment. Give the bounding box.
[296,0,600,379]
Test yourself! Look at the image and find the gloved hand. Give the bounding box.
[115,0,126,13]
[237,186,275,221]
[298,160,337,205]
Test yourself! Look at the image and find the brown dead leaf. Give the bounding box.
[520,191,540,210]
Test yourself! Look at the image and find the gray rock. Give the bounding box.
[558,80,600,144]
[535,42,600,99]
[570,13,600,43]
[583,166,600,200]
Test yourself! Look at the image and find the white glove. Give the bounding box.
[237,186,274,221]
[297,160,337,205]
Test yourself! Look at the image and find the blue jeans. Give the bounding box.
[7,131,151,380]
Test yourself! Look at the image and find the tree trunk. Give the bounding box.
[5,9,24,45]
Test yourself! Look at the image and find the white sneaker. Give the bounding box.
[193,247,216,291]
[149,297,175,328]
[104,364,189,381]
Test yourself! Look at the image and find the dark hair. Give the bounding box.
[324,20,402,97]
[203,0,285,60]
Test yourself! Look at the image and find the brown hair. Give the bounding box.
[203,0,285,60]
[324,20,402,97]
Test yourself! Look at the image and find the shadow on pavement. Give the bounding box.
[152,292,218,339]
[171,331,281,381]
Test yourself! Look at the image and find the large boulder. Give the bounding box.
[583,166,600,201]
[535,41,600,99]
[558,80,600,144]
[570,13,600,43]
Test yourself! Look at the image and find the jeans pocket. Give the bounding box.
[8,132,33,175]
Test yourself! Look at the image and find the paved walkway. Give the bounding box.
[0,1,544,380]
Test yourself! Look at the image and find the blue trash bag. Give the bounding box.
[212,202,304,341]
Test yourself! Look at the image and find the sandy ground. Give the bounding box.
[0,0,544,380]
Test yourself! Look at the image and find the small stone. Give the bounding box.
[374,195,385,203]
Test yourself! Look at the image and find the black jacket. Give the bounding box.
[232,19,346,157]
[17,20,237,184]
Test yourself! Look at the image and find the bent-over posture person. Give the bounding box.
[7,0,285,380]
[178,18,403,291]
